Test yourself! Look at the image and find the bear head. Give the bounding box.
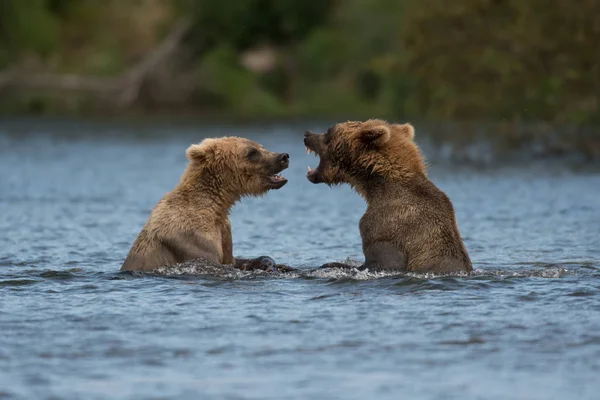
[185,137,289,197]
[304,119,425,194]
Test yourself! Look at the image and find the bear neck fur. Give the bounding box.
[342,140,428,204]
[349,172,430,205]
[177,164,242,217]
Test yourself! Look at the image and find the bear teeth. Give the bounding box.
[306,147,313,155]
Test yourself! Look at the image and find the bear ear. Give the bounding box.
[393,123,415,140]
[186,143,208,162]
[186,138,220,162]
[359,125,391,146]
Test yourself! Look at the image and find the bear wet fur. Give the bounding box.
[304,119,472,274]
[121,137,290,272]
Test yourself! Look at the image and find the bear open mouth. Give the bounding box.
[305,143,325,184]
[267,170,288,189]
[269,173,287,184]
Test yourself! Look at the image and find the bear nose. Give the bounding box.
[304,131,313,138]
[277,153,289,163]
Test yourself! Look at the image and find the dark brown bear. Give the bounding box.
[121,137,290,272]
[304,119,472,274]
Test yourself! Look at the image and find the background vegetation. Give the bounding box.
[0,0,598,123]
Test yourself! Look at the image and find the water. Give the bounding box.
[1,120,599,400]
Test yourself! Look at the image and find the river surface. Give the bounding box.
[1,120,599,400]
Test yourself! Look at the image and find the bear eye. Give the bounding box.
[247,148,261,161]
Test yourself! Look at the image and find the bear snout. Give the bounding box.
[303,132,321,154]
[303,131,317,145]
[277,153,290,166]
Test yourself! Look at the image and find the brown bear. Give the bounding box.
[121,137,291,273]
[304,119,472,274]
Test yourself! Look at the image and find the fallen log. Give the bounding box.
[0,18,192,109]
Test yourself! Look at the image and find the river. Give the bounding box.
[1,119,599,400]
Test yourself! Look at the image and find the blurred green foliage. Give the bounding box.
[402,0,600,123]
[0,0,61,66]
[0,0,598,122]
[181,0,333,51]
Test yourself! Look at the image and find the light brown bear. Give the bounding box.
[121,137,290,272]
[304,119,472,274]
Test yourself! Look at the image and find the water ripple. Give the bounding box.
[1,125,600,400]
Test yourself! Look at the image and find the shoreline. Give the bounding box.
[1,116,598,164]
